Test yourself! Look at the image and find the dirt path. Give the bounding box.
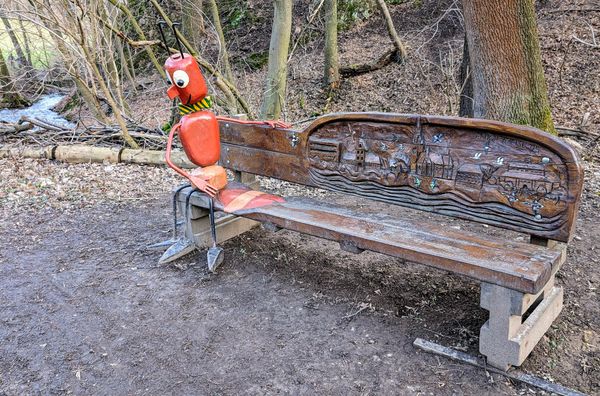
[0,160,598,395]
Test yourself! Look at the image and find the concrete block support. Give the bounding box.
[175,185,259,249]
[479,278,563,370]
[185,213,258,248]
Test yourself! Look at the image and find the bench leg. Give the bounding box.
[176,188,259,249]
[479,278,563,370]
[185,211,259,248]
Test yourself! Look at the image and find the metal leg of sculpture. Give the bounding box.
[158,187,197,264]
[206,197,225,273]
[147,183,191,249]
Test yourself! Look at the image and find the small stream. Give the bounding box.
[0,94,75,129]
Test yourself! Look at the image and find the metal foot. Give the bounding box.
[206,197,224,273]
[159,237,196,264]
[159,186,197,264]
[207,247,224,272]
[148,183,191,250]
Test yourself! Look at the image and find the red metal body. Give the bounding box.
[179,110,220,167]
[163,53,223,197]
[162,51,292,199]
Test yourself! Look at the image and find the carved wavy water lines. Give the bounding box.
[309,170,566,232]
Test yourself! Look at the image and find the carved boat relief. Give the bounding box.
[306,118,571,234]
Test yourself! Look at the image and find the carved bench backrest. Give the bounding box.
[219,113,584,242]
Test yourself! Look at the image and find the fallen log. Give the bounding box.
[54,145,122,163]
[556,125,599,138]
[0,145,54,160]
[0,121,34,134]
[18,116,65,131]
[0,144,195,169]
[340,48,398,77]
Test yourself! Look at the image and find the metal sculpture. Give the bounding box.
[158,21,288,271]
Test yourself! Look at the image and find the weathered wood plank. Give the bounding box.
[218,113,584,242]
[186,186,561,294]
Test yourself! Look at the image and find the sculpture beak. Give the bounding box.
[167,85,179,100]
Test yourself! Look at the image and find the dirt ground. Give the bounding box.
[0,158,598,395]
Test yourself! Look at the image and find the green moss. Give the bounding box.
[221,0,260,33]
[499,93,556,135]
[535,106,557,135]
[298,94,306,110]
[242,51,269,70]
[338,0,375,31]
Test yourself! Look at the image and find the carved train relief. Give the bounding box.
[306,118,570,231]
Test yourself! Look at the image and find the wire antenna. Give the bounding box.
[157,21,170,52]
[171,22,185,58]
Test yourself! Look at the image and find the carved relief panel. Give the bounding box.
[305,115,581,240]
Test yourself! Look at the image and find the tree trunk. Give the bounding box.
[323,0,340,91]
[0,49,29,108]
[1,17,31,68]
[261,0,292,120]
[462,0,556,134]
[117,39,137,93]
[459,34,473,117]
[106,0,166,80]
[98,1,129,116]
[17,15,33,66]
[182,0,205,51]
[208,0,234,84]
[375,0,407,62]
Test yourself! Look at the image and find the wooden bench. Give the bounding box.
[171,113,583,371]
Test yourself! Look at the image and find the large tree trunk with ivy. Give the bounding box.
[0,49,29,108]
[260,0,292,119]
[462,0,556,134]
[324,0,340,91]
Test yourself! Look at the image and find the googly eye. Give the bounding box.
[173,70,190,88]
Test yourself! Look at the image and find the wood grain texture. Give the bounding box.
[218,113,583,242]
[183,185,561,294]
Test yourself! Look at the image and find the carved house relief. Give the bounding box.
[306,120,570,227]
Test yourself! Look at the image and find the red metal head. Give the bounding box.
[164,53,208,106]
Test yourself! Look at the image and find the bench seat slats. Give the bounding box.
[184,188,560,294]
